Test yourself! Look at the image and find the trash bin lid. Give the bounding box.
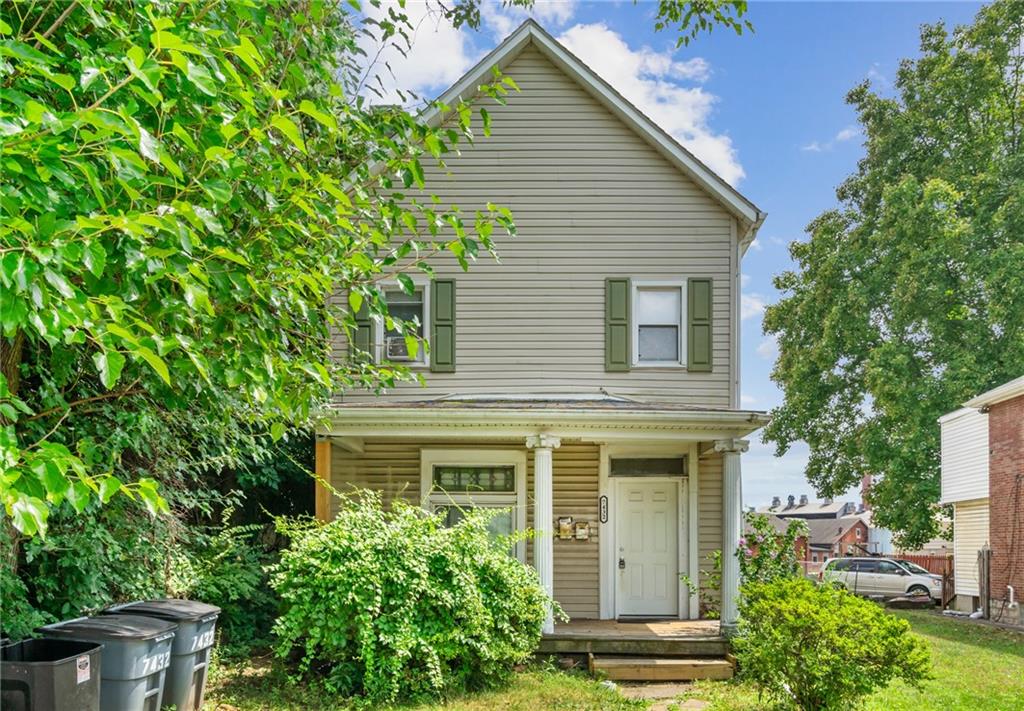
[105,599,221,622]
[38,614,176,641]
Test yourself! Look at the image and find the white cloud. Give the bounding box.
[741,394,757,407]
[740,273,751,287]
[481,0,579,40]
[557,23,744,185]
[741,293,766,321]
[835,125,860,142]
[756,334,779,361]
[802,125,861,153]
[359,2,478,103]
[747,237,762,251]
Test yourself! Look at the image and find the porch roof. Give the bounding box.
[321,393,769,444]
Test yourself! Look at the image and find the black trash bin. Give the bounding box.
[0,638,103,711]
[104,600,221,711]
[38,615,175,711]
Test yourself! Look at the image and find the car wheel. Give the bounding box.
[907,584,929,597]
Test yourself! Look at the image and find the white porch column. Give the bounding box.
[527,434,560,634]
[715,438,748,634]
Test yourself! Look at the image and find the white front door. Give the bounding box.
[616,479,679,616]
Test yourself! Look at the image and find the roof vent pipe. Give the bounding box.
[786,495,795,509]
[771,496,781,508]
[799,494,809,506]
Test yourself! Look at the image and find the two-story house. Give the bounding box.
[314,20,766,637]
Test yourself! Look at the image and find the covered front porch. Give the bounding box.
[317,394,766,636]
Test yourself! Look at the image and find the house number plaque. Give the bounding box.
[599,495,608,523]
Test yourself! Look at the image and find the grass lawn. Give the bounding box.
[679,610,1024,711]
[204,657,641,710]
[205,610,1023,710]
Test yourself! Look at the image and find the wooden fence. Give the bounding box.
[896,553,953,575]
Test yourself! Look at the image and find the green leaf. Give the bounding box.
[83,241,107,278]
[348,290,363,314]
[396,273,415,295]
[98,476,122,503]
[270,422,286,442]
[298,99,337,131]
[135,346,170,384]
[93,349,126,389]
[270,115,306,153]
[185,59,217,96]
[11,496,47,537]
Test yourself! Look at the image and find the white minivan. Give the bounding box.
[820,557,942,602]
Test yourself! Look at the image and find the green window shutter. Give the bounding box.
[431,279,456,372]
[605,278,631,371]
[687,278,713,372]
[352,299,373,357]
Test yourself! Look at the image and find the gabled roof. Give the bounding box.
[805,517,864,545]
[420,19,765,251]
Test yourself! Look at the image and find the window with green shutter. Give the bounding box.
[605,278,631,371]
[352,300,373,356]
[687,278,713,371]
[430,279,456,372]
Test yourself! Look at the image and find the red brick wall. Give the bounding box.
[988,394,1024,601]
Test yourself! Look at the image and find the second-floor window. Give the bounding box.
[632,281,686,366]
[377,287,428,365]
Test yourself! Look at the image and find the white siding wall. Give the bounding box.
[337,46,737,407]
[940,408,989,504]
[953,498,990,597]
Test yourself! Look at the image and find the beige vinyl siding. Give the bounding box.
[953,498,990,597]
[335,45,736,407]
[697,452,723,609]
[330,439,601,619]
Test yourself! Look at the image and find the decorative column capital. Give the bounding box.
[526,434,561,450]
[714,438,749,455]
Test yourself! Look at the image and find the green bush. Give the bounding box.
[269,493,551,704]
[734,577,931,710]
[186,520,278,656]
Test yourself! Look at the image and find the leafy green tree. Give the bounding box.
[0,0,518,536]
[763,0,1024,547]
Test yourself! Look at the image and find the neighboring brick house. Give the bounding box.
[940,375,1024,625]
[804,517,871,565]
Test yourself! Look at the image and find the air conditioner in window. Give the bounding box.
[385,336,414,361]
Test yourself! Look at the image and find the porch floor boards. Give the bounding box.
[538,619,728,657]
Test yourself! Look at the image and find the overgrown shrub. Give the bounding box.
[269,492,551,704]
[734,577,931,710]
[186,520,278,656]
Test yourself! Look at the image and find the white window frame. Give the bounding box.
[420,449,528,561]
[631,279,687,368]
[375,278,430,368]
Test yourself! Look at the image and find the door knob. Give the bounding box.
[618,557,626,570]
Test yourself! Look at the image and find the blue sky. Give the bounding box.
[363,1,984,506]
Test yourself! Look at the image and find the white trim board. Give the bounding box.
[416,19,766,244]
[599,443,695,620]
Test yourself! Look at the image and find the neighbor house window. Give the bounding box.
[632,281,686,366]
[421,450,527,560]
[855,528,862,539]
[377,286,428,365]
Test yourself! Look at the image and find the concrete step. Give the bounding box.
[589,655,734,682]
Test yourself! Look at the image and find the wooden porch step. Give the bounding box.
[589,655,734,682]
[538,636,729,656]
